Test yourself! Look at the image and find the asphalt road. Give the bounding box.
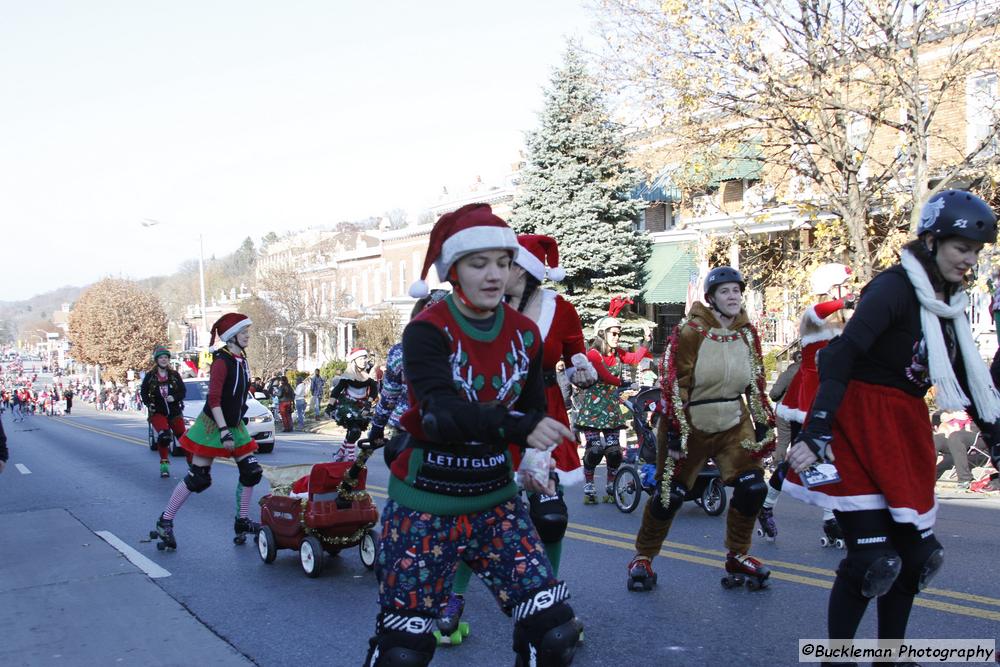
[2,375,999,666]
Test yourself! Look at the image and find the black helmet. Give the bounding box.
[916,190,997,243]
[704,266,746,299]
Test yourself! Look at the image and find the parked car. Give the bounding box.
[180,379,277,454]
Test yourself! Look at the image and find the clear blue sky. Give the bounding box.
[0,0,597,301]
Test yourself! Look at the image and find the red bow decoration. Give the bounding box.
[608,296,633,318]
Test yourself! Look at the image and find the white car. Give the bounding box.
[180,378,277,454]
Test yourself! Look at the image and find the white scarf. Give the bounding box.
[900,250,1000,420]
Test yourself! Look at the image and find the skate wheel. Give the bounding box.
[835,539,845,549]
[720,576,734,589]
[820,537,830,547]
[234,534,247,545]
[458,621,470,638]
[756,527,764,537]
[156,542,166,551]
[432,631,445,646]
[448,630,463,645]
[747,578,761,591]
[149,531,158,540]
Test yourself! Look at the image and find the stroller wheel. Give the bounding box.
[613,466,642,514]
[359,528,378,569]
[300,536,324,577]
[701,478,727,516]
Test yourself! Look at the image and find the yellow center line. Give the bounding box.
[54,423,1000,617]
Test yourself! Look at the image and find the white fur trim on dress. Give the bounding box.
[436,226,520,278]
[219,317,252,342]
[537,289,557,341]
[515,247,547,282]
[775,403,807,424]
[782,480,939,530]
[804,305,827,327]
[557,466,585,487]
[799,328,841,346]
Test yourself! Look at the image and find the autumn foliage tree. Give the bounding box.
[68,278,167,381]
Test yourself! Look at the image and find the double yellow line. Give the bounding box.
[53,416,1000,621]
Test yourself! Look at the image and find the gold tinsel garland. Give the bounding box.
[657,318,777,509]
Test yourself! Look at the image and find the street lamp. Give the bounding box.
[141,219,209,348]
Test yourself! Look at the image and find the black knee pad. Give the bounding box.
[156,431,173,448]
[895,533,944,595]
[364,613,436,667]
[184,464,212,493]
[237,455,263,487]
[768,461,789,492]
[837,547,902,598]
[528,490,568,544]
[649,481,685,521]
[731,469,767,516]
[604,445,623,470]
[346,427,363,443]
[582,444,604,469]
[512,589,577,667]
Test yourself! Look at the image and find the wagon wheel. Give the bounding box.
[258,525,277,564]
[300,535,324,577]
[359,528,379,570]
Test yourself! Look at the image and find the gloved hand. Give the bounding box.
[569,353,598,388]
[368,425,385,444]
[787,426,834,473]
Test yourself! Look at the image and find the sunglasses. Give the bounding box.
[606,329,622,336]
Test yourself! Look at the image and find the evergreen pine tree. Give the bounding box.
[511,47,649,333]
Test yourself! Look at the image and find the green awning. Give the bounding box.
[644,243,698,304]
[709,140,763,185]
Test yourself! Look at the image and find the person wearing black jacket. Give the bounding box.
[141,346,188,478]
[786,191,1000,655]
[0,414,8,474]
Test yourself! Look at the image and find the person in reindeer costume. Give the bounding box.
[575,296,652,504]
[627,266,776,592]
[757,263,856,546]
[327,347,379,462]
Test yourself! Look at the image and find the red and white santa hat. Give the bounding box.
[346,347,368,363]
[409,203,520,298]
[210,313,252,346]
[515,234,565,282]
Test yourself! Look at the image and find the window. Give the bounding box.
[399,261,406,296]
[967,72,999,157]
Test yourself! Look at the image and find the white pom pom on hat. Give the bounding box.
[409,279,429,299]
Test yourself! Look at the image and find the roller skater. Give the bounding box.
[440,235,598,648]
[327,348,378,462]
[763,263,855,545]
[721,552,771,590]
[364,204,579,666]
[150,312,263,550]
[786,191,1000,646]
[628,267,775,593]
[140,345,188,478]
[576,298,652,506]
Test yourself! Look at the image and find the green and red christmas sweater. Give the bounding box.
[392,295,548,515]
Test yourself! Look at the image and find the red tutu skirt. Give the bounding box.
[783,381,938,529]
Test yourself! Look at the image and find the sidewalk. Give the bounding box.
[0,508,252,667]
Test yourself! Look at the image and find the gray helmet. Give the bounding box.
[704,266,746,300]
[917,190,997,244]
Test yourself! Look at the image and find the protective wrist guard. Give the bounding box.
[219,427,233,443]
[797,430,833,462]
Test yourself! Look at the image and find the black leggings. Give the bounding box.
[828,509,942,641]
